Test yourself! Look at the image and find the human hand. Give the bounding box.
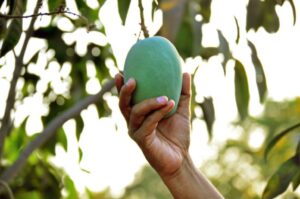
[115,72,191,178]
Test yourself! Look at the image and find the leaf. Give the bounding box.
[288,0,296,25]
[75,116,84,141]
[292,167,300,190]
[248,40,267,103]
[64,175,78,199]
[48,0,65,11]
[234,16,240,44]
[199,97,215,139]
[0,18,7,39]
[199,47,219,60]
[263,4,279,33]
[217,30,231,74]
[175,18,193,58]
[0,18,22,57]
[152,0,159,20]
[234,59,250,121]
[262,156,299,199]
[117,0,131,25]
[78,146,83,163]
[246,0,263,31]
[57,128,68,151]
[264,122,300,160]
[8,0,16,15]
[198,0,212,23]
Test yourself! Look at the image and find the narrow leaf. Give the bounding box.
[292,169,300,191]
[248,40,267,103]
[0,18,7,39]
[198,0,212,23]
[288,0,296,25]
[78,146,83,163]
[199,97,215,139]
[151,0,159,21]
[217,30,231,74]
[0,19,22,57]
[75,116,84,141]
[262,156,299,199]
[234,16,240,44]
[8,0,16,15]
[58,128,68,151]
[234,60,250,121]
[264,122,300,160]
[118,0,131,25]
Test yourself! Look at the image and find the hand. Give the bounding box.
[115,73,191,178]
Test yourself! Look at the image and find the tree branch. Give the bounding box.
[138,0,149,38]
[0,79,115,182]
[0,0,43,166]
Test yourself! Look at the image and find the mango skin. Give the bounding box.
[124,36,182,117]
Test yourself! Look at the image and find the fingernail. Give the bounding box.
[126,78,134,86]
[156,96,168,103]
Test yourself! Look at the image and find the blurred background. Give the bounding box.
[0,0,300,198]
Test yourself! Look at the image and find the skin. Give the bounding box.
[115,72,224,199]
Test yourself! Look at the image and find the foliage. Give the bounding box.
[0,0,298,198]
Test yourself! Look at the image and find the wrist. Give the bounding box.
[160,154,224,199]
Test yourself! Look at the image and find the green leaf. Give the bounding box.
[175,19,193,58]
[264,122,300,160]
[78,146,83,162]
[199,97,215,139]
[0,18,22,57]
[48,0,65,11]
[64,175,78,199]
[217,30,231,74]
[262,156,299,199]
[118,0,131,25]
[292,167,300,190]
[199,47,219,60]
[288,0,296,25]
[75,116,84,141]
[234,59,250,121]
[263,4,279,33]
[198,0,212,23]
[248,40,267,103]
[152,0,159,20]
[57,128,68,151]
[234,17,240,44]
[8,0,16,15]
[0,18,7,39]
[246,0,263,31]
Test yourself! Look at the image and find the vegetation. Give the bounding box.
[0,0,299,198]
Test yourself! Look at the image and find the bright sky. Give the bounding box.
[0,0,300,198]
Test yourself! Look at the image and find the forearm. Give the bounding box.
[160,155,224,199]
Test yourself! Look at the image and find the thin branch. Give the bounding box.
[0,79,115,182]
[0,9,94,31]
[0,0,43,166]
[0,180,14,199]
[138,0,149,38]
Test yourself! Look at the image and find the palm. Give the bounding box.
[142,96,190,176]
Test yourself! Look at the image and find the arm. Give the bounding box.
[115,73,224,199]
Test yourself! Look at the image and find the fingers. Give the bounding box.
[132,100,175,143]
[177,73,191,118]
[181,72,191,97]
[114,73,124,93]
[129,96,169,132]
[118,78,136,121]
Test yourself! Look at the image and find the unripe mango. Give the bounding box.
[124,36,182,117]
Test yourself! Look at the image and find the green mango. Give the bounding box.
[124,36,183,117]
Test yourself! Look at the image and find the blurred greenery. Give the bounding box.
[0,0,299,198]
